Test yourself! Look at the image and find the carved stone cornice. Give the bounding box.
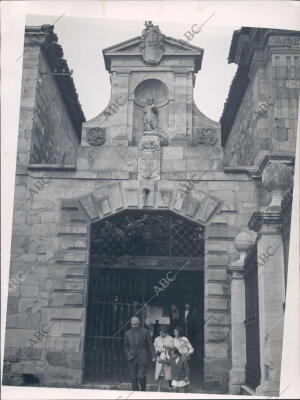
[248,211,282,233]
[258,155,295,177]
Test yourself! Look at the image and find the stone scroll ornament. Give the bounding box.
[140,21,165,65]
[138,136,161,180]
[86,128,106,146]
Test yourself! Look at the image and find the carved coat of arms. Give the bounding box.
[86,128,106,146]
[196,127,217,145]
[140,21,165,65]
[138,136,161,180]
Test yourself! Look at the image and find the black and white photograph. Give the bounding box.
[1,1,300,399]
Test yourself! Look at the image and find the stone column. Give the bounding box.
[248,162,293,397]
[229,232,253,394]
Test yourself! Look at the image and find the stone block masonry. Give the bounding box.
[4,23,298,396]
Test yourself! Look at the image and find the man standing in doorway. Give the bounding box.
[124,316,156,391]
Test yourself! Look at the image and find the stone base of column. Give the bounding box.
[229,367,245,394]
[255,381,280,397]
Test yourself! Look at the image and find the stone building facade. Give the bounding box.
[3,23,299,396]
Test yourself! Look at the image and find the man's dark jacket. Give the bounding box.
[124,327,156,364]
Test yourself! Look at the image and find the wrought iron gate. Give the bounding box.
[244,244,261,389]
[84,268,146,383]
[84,210,205,384]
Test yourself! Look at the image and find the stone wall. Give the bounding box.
[4,23,264,393]
[221,28,300,168]
[30,52,79,165]
[4,165,257,391]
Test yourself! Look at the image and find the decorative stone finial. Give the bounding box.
[262,163,293,210]
[231,231,253,267]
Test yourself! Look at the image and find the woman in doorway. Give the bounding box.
[173,326,194,360]
[154,326,174,391]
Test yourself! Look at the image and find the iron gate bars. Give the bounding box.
[90,210,204,258]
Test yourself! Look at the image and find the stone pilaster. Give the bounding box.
[247,161,292,396]
[248,211,285,396]
[228,231,253,394]
[204,223,231,393]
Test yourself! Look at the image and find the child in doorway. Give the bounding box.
[158,347,190,393]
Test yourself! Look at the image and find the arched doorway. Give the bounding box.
[83,210,205,388]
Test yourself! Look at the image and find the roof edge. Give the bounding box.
[25,24,85,139]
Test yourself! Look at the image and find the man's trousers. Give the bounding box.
[128,358,147,391]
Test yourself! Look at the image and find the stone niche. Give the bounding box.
[133,78,169,146]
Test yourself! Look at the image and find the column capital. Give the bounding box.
[228,264,244,279]
[248,211,281,233]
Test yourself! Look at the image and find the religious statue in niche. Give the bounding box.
[144,97,159,132]
[140,21,165,65]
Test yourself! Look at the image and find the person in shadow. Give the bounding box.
[152,320,160,342]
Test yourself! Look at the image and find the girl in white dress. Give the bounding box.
[173,326,194,360]
[154,326,174,391]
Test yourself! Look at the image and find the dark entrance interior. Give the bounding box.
[84,211,205,389]
[244,244,261,389]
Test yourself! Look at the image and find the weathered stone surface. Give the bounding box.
[163,147,183,160]
[205,342,229,358]
[206,283,229,296]
[206,312,230,326]
[5,23,298,394]
[7,296,19,315]
[204,358,231,393]
[4,346,42,361]
[207,298,228,311]
[20,284,39,298]
[206,240,228,252]
[206,268,228,281]
[206,223,229,238]
[19,297,48,314]
[46,351,82,369]
[39,277,64,292]
[42,366,82,385]
[11,360,46,374]
[65,278,86,291]
[64,293,84,306]
[206,253,229,266]
[61,321,83,335]
[46,336,81,352]
[66,266,87,277]
[207,327,229,342]
[59,224,88,235]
